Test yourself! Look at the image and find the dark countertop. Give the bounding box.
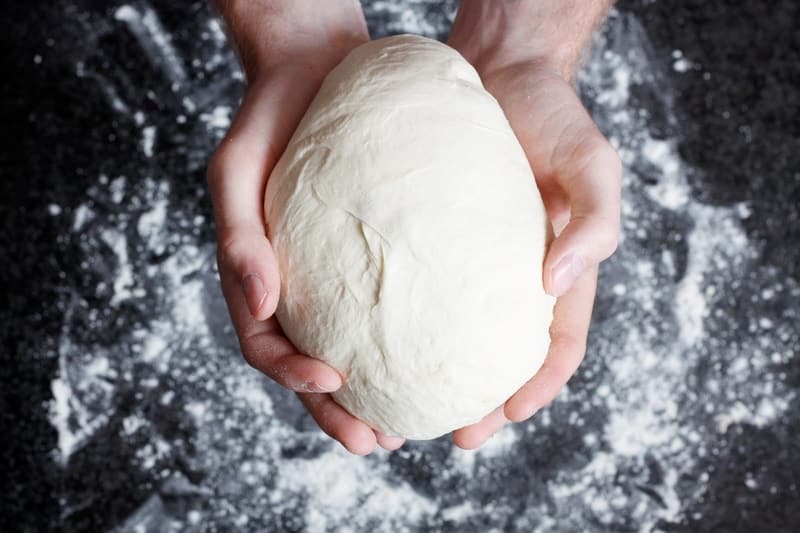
[2,1,798,531]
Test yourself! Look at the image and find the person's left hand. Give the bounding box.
[208,0,406,455]
[448,53,622,449]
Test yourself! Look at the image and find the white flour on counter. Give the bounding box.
[49,3,798,532]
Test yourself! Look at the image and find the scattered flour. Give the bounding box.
[141,125,156,157]
[49,5,797,532]
[114,4,187,84]
[199,105,232,132]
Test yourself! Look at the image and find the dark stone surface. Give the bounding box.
[620,0,800,277]
[1,1,798,531]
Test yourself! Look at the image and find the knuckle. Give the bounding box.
[605,228,620,256]
[329,426,348,445]
[547,330,587,364]
[216,227,274,281]
[604,154,623,192]
[216,234,239,270]
[585,135,621,171]
[595,218,620,257]
[569,213,619,259]
[604,239,620,259]
[239,341,261,370]
[217,232,255,270]
[239,335,271,372]
[605,209,621,244]
[218,233,241,261]
[207,136,279,188]
[593,137,622,172]
[240,334,288,384]
[241,351,259,370]
[567,132,622,183]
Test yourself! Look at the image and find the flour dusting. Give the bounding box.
[48,4,797,532]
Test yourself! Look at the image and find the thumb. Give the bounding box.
[216,224,280,321]
[208,73,320,321]
[543,132,622,297]
[491,71,622,298]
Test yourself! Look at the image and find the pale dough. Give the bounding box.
[265,35,554,440]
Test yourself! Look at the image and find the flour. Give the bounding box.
[362,1,458,38]
[102,229,134,305]
[672,50,695,73]
[114,5,187,84]
[141,125,156,157]
[48,4,797,531]
[537,12,797,530]
[199,105,231,132]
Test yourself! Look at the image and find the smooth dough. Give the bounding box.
[265,35,555,440]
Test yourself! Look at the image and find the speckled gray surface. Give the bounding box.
[2,1,799,532]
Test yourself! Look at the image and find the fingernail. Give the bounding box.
[299,381,330,393]
[549,254,585,297]
[294,373,341,393]
[241,274,267,316]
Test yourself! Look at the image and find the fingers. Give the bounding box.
[215,205,344,393]
[375,431,405,451]
[505,266,598,422]
[298,392,378,455]
[452,406,508,450]
[244,335,342,394]
[300,394,404,454]
[218,260,342,392]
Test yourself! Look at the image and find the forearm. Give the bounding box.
[211,0,368,82]
[449,0,613,80]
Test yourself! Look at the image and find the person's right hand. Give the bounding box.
[207,0,404,455]
[447,0,621,449]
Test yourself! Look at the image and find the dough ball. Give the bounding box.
[265,35,554,440]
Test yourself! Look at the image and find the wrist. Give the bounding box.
[212,0,368,83]
[449,0,612,81]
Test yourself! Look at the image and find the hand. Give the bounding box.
[448,0,621,449]
[207,0,403,454]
